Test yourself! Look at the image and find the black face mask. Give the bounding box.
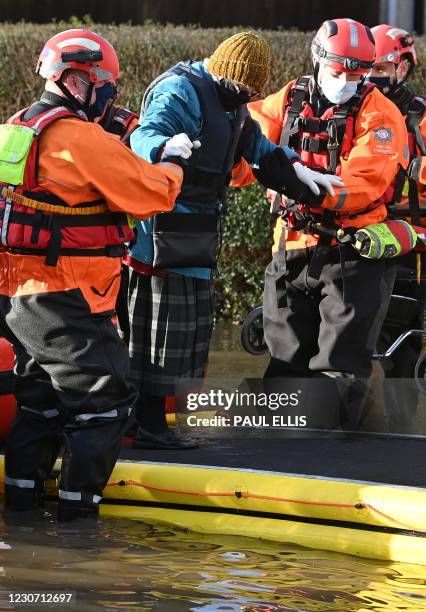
[86,82,117,120]
[215,77,251,111]
[364,75,394,94]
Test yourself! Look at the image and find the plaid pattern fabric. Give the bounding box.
[128,269,215,396]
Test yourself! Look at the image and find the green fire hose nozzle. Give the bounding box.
[354,221,418,259]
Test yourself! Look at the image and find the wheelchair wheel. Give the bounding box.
[241,306,268,356]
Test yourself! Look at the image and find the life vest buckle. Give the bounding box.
[326,120,339,151]
[300,135,323,154]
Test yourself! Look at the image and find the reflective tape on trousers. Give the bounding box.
[5,476,35,488]
[59,490,102,504]
[20,405,60,419]
[75,409,118,422]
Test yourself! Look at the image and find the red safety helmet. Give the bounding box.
[36,29,119,83]
[371,24,417,67]
[312,18,375,75]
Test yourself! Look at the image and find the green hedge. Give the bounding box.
[0,22,425,321]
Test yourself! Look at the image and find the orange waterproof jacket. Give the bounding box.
[248,81,408,253]
[0,115,182,312]
[230,157,256,188]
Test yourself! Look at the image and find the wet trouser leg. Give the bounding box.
[0,289,138,519]
[0,303,62,509]
[5,405,64,510]
[263,250,320,377]
[58,414,131,521]
[262,246,397,430]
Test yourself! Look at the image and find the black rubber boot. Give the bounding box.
[57,500,99,522]
[4,480,45,511]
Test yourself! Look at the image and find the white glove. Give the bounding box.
[293,161,344,197]
[160,133,201,160]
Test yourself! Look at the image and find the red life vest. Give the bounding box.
[274,76,384,226]
[0,104,133,266]
[99,104,138,144]
[282,76,373,172]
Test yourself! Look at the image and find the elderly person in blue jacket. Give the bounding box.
[127,31,343,449]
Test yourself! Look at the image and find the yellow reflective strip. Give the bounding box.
[1,187,108,215]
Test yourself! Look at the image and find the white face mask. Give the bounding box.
[320,72,360,104]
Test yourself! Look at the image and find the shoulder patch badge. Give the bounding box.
[370,126,395,155]
[374,127,393,142]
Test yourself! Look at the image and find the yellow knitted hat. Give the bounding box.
[207,31,271,91]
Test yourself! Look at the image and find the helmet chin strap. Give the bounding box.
[313,60,320,84]
[56,79,95,119]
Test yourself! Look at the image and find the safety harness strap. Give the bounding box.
[407,96,426,156]
[270,77,311,221]
[306,209,337,280]
[280,76,311,148]
[2,187,108,215]
[408,177,422,227]
[8,245,126,259]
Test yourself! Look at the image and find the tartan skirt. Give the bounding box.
[128,269,215,396]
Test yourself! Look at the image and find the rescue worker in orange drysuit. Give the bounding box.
[247,19,409,428]
[0,29,183,520]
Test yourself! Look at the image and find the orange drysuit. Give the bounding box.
[230,157,256,188]
[0,117,182,313]
[247,81,408,253]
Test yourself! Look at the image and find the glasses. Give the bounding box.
[75,75,117,91]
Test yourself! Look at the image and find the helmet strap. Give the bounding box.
[313,61,320,84]
[82,82,95,116]
[56,78,95,119]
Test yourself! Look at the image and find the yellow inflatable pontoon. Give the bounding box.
[3,435,425,565]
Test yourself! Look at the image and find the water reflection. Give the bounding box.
[0,508,425,610]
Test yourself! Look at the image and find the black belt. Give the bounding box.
[7,245,126,258]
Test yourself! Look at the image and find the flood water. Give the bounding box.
[1,324,426,610]
[1,510,426,611]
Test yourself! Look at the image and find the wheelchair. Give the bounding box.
[241,293,426,393]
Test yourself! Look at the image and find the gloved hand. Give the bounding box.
[253,149,344,205]
[293,162,344,197]
[253,148,306,199]
[160,133,201,161]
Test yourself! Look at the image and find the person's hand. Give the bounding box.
[160,134,201,160]
[293,162,344,197]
